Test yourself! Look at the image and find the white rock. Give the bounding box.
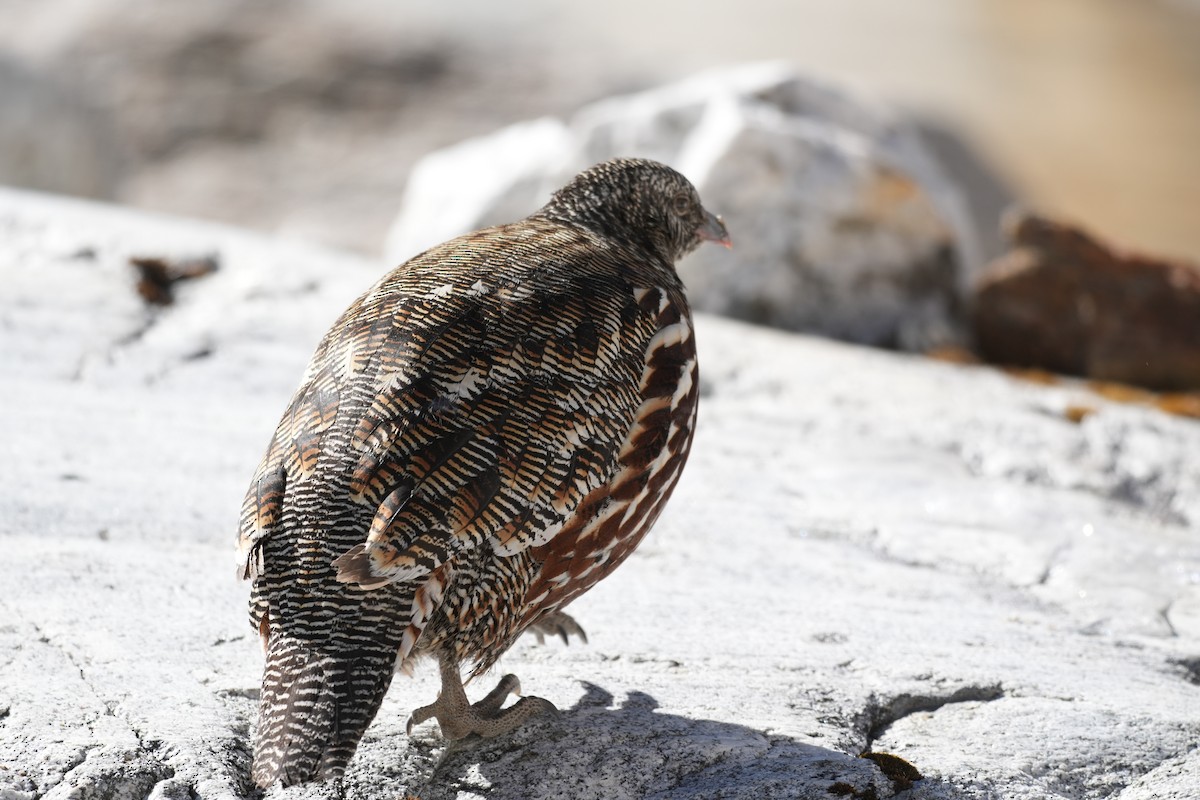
[1167,586,1200,640]
[1118,751,1200,800]
[2,188,1198,800]
[383,117,572,265]
[385,63,981,349]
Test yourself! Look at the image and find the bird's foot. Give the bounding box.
[407,662,556,740]
[526,610,588,646]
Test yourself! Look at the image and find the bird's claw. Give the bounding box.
[527,610,588,646]
[406,666,556,740]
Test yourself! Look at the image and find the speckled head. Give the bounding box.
[539,158,731,264]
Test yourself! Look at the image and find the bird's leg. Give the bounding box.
[406,655,556,740]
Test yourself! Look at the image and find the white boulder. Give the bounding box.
[385,64,982,349]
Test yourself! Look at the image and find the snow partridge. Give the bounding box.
[238,157,730,787]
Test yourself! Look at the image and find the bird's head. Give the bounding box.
[540,158,731,264]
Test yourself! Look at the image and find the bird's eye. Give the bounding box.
[671,193,691,216]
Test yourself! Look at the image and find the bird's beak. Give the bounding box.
[696,210,732,248]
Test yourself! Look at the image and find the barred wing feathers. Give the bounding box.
[238,219,687,653]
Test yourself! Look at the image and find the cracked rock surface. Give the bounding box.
[1,188,1198,799]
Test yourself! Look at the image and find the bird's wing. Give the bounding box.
[329,230,675,590]
[236,319,343,584]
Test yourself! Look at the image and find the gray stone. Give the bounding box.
[0,0,636,254]
[385,64,983,350]
[2,189,1199,799]
[0,56,120,200]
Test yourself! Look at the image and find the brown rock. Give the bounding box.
[972,213,1200,390]
[130,254,219,306]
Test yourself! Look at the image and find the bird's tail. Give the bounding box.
[252,631,397,788]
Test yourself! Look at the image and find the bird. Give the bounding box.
[237,157,731,787]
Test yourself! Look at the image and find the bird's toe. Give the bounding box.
[527,610,588,646]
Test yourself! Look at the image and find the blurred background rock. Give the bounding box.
[1,0,1197,263]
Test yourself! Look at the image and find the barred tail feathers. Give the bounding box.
[252,634,396,788]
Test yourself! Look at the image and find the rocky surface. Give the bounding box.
[385,64,982,351]
[2,189,1199,799]
[973,212,1200,390]
[0,0,638,254]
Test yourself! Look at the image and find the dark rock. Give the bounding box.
[972,212,1200,390]
[130,254,220,306]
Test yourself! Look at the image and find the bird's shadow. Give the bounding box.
[373,682,933,800]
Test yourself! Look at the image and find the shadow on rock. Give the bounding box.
[403,682,892,800]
